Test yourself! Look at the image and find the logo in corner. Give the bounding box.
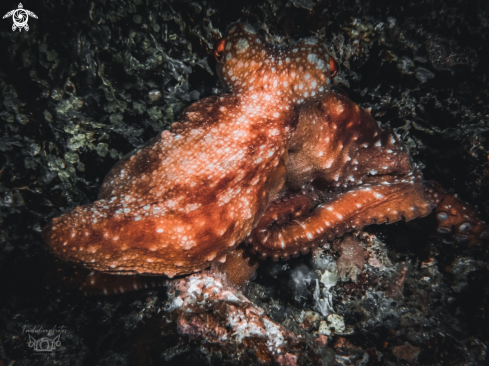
[28,334,61,352]
[3,3,37,32]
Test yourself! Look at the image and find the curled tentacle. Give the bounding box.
[248,91,435,259]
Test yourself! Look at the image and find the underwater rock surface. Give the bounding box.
[1,0,489,365]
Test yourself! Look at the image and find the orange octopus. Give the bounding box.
[43,23,487,284]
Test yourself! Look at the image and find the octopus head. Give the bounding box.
[215,23,337,102]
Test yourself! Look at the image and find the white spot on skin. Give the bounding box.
[324,158,334,168]
[236,38,249,52]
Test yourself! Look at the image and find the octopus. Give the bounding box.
[43,23,487,285]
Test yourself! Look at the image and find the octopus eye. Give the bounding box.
[214,38,227,61]
[329,56,338,78]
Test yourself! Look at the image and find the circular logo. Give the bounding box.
[12,9,28,29]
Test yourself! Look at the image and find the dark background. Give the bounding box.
[0,0,488,365]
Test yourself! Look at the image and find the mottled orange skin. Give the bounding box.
[44,23,486,283]
[43,23,336,278]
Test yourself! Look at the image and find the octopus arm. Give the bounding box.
[248,91,487,260]
[248,180,433,260]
